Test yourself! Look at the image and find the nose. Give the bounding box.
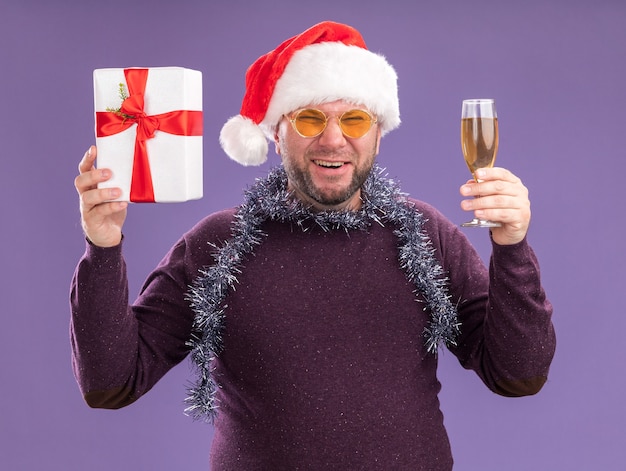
[317,116,346,147]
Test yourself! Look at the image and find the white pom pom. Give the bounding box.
[219,115,268,166]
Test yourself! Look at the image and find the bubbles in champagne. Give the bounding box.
[461,117,499,175]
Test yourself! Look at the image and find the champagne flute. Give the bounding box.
[460,98,502,228]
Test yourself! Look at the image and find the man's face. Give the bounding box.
[274,100,381,211]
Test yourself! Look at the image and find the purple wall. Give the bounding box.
[1,0,624,469]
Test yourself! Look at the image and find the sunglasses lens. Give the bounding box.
[294,109,327,137]
[291,109,375,138]
[339,110,374,138]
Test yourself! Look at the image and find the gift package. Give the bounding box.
[94,67,203,202]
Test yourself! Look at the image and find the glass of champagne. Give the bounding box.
[460,98,502,228]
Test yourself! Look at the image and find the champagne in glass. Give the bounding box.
[460,99,502,228]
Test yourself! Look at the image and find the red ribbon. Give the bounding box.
[96,68,203,202]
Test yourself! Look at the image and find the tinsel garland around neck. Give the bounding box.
[184,164,460,422]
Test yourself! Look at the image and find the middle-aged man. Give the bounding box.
[71,20,556,470]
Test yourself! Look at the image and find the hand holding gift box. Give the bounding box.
[94,67,203,203]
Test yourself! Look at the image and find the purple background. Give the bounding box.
[1,0,624,469]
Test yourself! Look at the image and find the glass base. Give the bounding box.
[461,218,502,228]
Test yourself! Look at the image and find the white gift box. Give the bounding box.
[94,67,203,202]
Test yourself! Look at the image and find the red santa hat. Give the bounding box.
[220,21,401,166]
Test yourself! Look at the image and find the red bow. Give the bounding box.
[96,68,203,202]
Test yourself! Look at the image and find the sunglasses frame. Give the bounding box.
[286,108,378,139]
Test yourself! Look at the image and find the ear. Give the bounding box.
[374,127,382,155]
[274,130,282,156]
[274,121,285,156]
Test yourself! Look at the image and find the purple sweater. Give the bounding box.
[70,199,555,470]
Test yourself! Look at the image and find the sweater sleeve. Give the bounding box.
[69,237,196,409]
[69,209,237,409]
[424,206,556,397]
[477,237,556,396]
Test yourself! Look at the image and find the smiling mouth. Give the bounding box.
[314,160,345,168]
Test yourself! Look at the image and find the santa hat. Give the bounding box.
[220,21,400,166]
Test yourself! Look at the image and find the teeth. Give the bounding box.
[315,160,343,168]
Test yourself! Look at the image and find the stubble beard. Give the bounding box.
[285,147,377,208]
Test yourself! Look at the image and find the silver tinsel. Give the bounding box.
[184,165,460,422]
